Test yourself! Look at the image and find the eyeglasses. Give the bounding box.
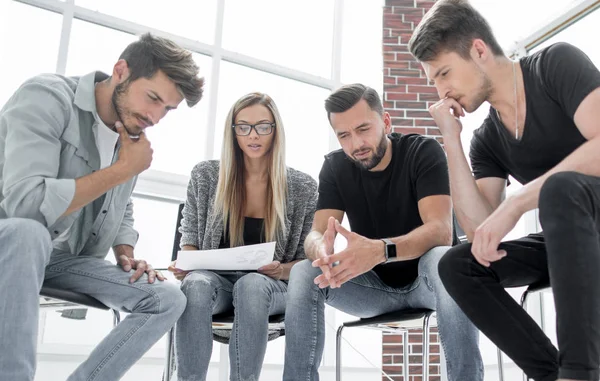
[232,122,275,136]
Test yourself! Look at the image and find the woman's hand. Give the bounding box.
[258,261,283,280]
[168,260,190,281]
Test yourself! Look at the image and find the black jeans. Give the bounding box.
[440,172,600,381]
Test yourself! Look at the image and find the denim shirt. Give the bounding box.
[0,71,138,258]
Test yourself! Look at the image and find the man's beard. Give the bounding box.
[111,81,129,130]
[349,132,387,170]
[111,81,150,136]
[464,70,493,113]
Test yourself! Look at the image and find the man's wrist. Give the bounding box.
[376,239,386,264]
[113,244,134,258]
[441,133,461,148]
[507,189,532,216]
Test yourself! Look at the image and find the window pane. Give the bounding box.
[341,0,383,93]
[67,20,212,176]
[215,62,331,181]
[222,0,335,78]
[75,0,217,43]
[471,0,583,50]
[128,197,180,269]
[144,54,212,175]
[66,19,137,76]
[0,2,62,108]
[532,8,600,66]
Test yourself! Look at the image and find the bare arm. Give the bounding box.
[428,97,506,241]
[313,195,454,288]
[386,195,454,261]
[62,123,153,217]
[445,136,506,240]
[304,208,344,261]
[62,163,131,217]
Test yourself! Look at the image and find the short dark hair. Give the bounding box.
[325,84,383,121]
[408,0,504,62]
[119,33,204,107]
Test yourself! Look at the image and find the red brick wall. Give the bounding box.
[383,0,442,145]
[382,1,442,380]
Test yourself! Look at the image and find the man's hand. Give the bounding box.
[258,261,284,280]
[167,260,190,281]
[312,217,337,288]
[428,97,464,141]
[113,245,165,283]
[312,220,385,288]
[115,121,153,177]
[471,199,523,267]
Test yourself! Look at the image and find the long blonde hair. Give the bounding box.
[214,92,288,247]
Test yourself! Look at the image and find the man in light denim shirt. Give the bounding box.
[0,33,204,381]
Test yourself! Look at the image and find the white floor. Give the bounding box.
[35,354,381,381]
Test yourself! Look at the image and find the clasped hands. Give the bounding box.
[311,217,385,289]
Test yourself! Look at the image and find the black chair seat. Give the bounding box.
[40,285,110,311]
[212,312,285,324]
[343,308,434,328]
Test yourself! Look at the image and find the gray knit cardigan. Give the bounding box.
[179,160,318,264]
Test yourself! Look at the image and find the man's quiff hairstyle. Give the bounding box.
[408,0,504,62]
[119,33,205,107]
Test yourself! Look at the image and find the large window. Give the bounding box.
[74,0,218,43]
[471,0,585,52]
[0,2,62,107]
[0,0,384,379]
[222,0,335,78]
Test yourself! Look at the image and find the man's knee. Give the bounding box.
[539,171,591,224]
[0,218,52,263]
[139,281,186,318]
[438,243,474,291]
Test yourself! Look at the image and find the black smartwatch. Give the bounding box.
[381,238,397,262]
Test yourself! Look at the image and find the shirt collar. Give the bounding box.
[74,71,110,115]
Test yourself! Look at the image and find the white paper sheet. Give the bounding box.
[175,242,276,271]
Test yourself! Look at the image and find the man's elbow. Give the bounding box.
[437,220,454,246]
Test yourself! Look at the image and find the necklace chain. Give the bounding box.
[513,61,518,140]
[495,61,519,140]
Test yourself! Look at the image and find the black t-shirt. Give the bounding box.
[219,217,265,248]
[316,133,450,288]
[470,43,600,184]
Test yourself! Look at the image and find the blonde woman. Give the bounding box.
[169,92,317,381]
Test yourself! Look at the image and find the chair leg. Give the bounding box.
[163,327,174,381]
[336,324,345,381]
[112,310,121,327]
[403,330,409,380]
[497,347,505,381]
[422,313,431,381]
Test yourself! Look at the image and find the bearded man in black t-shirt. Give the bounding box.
[409,1,600,381]
[281,83,483,381]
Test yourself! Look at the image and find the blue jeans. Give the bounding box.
[175,271,288,381]
[282,246,483,381]
[0,218,187,381]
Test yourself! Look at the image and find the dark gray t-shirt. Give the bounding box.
[317,133,450,288]
[470,42,600,184]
